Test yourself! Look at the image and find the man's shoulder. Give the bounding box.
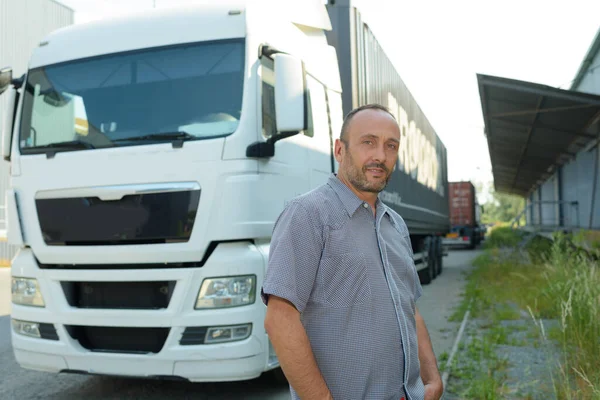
[291,183,333,205]
[283,183,343,226]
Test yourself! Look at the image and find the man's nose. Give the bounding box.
[373,143,387,163]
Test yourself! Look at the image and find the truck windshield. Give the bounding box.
[19,39,245,154]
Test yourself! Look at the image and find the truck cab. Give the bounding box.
[2,1,342,381]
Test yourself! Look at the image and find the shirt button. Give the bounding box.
[363,203,369,208]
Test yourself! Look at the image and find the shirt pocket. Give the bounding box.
[317,252,371,308]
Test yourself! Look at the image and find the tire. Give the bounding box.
[429,238,438,280]
[468,230,476,250]
[418,238,434,285]
[436,237,443,276]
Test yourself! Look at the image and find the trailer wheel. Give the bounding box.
[418,238,434,285]
[436,237,443,276]
[468,231,476,250]
[429,237,438,280]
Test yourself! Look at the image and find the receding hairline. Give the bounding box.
[340,104,398,143]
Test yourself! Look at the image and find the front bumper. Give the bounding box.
[10,244,271,382]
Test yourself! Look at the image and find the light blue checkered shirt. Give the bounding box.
[262,174,425,400]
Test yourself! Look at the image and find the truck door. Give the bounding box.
[305,75,335,189]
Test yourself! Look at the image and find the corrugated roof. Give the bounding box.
[49,0,75,13]
[478,73,600,197]
[571,27,600,90]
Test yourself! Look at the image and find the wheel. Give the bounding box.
[436,237,443,276]
[468,230,476,250]
[429,240,437,280]
[418,238,434,285]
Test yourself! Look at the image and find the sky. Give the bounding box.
[56,0,600,196]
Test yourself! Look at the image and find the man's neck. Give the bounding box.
[335,173,378,214]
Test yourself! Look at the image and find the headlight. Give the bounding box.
[195,275,256,309]
[11,277,45,307]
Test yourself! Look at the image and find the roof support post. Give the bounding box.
[512,96,545,192]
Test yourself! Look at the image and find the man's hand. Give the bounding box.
[424,380,443,400]
[415,307,443,400]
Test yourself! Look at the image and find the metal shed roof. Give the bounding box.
[477,73,600,197]
[571,26,600,90]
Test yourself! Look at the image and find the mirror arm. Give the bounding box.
[12,74,25,90]
[246,130,300,158]
[259,44,284,60]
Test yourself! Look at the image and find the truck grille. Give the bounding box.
[61,281,176,310]
[66,326,170,354]
[36,190,200,246]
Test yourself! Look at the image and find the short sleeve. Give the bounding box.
[261,201,324,313]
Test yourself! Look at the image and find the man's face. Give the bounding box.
[334,109,400,193]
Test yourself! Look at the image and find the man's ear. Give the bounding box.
[334,138,344,164]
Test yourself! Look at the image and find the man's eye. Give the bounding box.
[388,144,398,150]
[364,140,373,145]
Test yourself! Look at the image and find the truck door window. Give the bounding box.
[305,76,330,141]
[326,90,343,142]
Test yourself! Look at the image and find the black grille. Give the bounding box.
[180,327,208,345]
[66,326,169,354]
[61,281,175,310]
[39,323,59,340]
[36,190,200,246]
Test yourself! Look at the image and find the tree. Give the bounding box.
[474,180,525,224]
[482,191,526,224]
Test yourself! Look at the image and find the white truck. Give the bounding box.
[1,0,448,382]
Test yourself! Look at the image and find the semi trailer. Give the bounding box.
[444,181,484,249]
[1,0,449,382]
[326,0,450,283]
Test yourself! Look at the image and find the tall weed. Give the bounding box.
[541,235,600,399]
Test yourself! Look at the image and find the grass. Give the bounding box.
[448,327,510,399]
[482,226,525,249]
[573,230,600,254]
[447,228,600,399]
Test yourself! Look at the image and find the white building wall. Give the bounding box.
[0,0,73,263]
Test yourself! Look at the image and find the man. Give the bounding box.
[262,104,443,400]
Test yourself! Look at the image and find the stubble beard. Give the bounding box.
[342,151,391,194]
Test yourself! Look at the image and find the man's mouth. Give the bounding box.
[364,165,388,178]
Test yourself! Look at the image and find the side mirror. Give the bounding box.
[246,52,307,158]
[0,67,12,95]
[274,54,307,133]
[2,88,16,161]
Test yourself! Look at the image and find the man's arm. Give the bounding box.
[264,295,332,400]
[415,307,443,400]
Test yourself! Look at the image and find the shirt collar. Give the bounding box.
[327,174,390,219]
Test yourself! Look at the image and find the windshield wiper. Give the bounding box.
[113,131,196,148]
[23,140,96,158]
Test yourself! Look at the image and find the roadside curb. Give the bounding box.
[441,303,471,398]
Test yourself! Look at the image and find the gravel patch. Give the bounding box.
[443,314,562,399]
[498,319,560,399]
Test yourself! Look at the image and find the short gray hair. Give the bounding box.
[340,104,396,145]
